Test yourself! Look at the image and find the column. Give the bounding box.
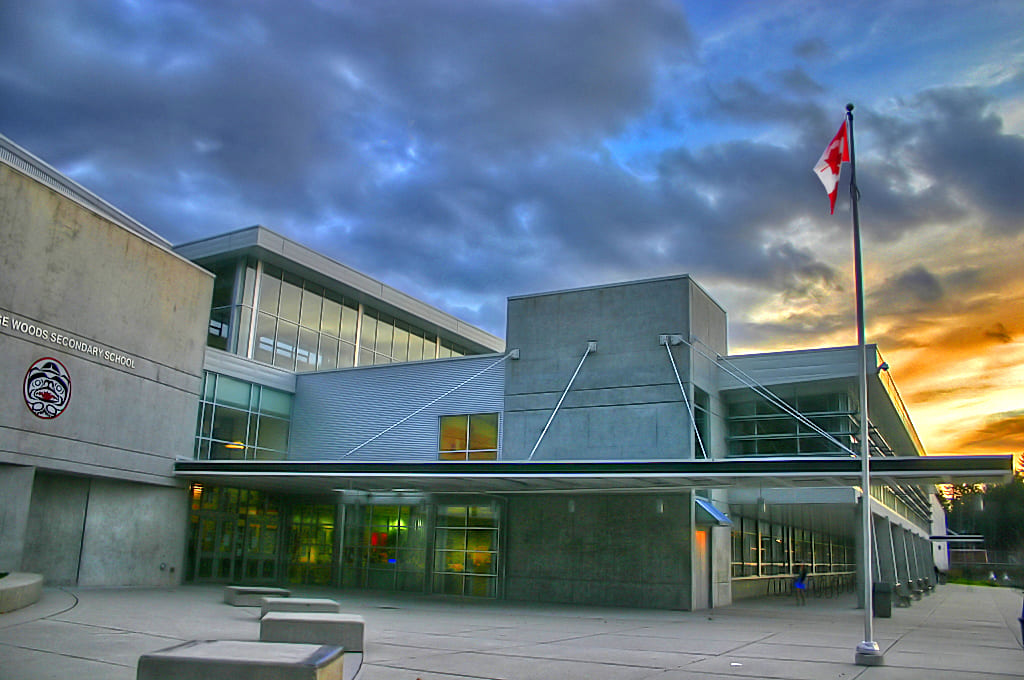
[873,516,896,584]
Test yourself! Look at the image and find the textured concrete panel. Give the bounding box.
[504,276,726,462]
[0,465,35,571]
[77,478,187,587]
[0,163,212,486]
[21,472,88,584]
[505,493,692,609]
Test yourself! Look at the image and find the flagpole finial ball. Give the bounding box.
[846,103,855,112]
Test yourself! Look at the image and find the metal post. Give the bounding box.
[848,103,883,666]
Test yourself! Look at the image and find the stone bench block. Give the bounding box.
[137,640,343,680]
[261,612,366,653]
[0,572,44,613]
[223,585,291,606]
[261,596,342,617]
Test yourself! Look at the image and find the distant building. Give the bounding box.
[1,133,1011,607]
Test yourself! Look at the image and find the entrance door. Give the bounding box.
[694,529,710,609]
[187,485,282,583]
[288,504,336,585]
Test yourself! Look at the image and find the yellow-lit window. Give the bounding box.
[439,413,498,460]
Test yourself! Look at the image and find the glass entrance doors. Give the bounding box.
[186,485,502,597]
[342,505,428,592]
[287,504,336,585]
[186,485,281,583]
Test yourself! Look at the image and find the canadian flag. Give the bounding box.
[813,121,850,214]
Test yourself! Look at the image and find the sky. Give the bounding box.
[1,0,1022,458]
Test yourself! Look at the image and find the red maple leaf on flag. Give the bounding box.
[813,121,850,214]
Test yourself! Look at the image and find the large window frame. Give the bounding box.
[725,390,855,457]
[729,512,854,579]
[438,413,499,461]
[433,504,499,597]
[194,372,293,460]
[205,258,474,372]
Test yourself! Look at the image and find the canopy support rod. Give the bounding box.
[343,351,515,457]
[528,342,596,460]
[661,336,707,459]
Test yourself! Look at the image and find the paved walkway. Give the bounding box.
[0,583,1021,679]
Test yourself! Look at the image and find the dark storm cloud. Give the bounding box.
[984,322,1013,344]
[772,68,826,96]
[0,0,698,331]
[872,265,945,309]
[862,88,1024,237]
[1,1,1023,348]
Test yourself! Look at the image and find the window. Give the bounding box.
[693,387,710,457]
[206,257,480,370]
[725,390,855,457]
[728,511,854,578]
[194,373,292,460]
[433,505,499,597]
[439,413,499,460]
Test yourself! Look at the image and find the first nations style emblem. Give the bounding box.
[24,357,72,419]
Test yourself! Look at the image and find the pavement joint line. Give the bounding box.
[42,587,81,619]
[0,640,134,669]
[29,616,186,642]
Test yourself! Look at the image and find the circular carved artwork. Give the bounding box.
[24,357,72,419]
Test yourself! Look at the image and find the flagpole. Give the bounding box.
[848,103,883,666]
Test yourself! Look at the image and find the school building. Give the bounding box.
[1,132,1010,609]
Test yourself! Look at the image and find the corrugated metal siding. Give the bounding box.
[289,354,506,462]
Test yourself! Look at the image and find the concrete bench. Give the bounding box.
[137,639,344,680]
[909,581,924,600]
[894,582,913,607]
[0,572,44,613]
[223,585,291,607]
[261,611,365,653]
[261,597,342,617]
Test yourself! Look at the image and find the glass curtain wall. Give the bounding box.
[726,390,855,456]
[339,501,501,598]
[341,505,429,592]
[288,504,336,585]
[203,257,473,372]
[194,373,292,460]
[729,513,855,578]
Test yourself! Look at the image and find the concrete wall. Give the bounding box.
[504,276,726,461]
[0,151,211,586]
[21,472,187,586]
[504,493,692,609]
[0,163,213,486]
[21,472,89,584]
[930,494,949,572]
[78,478,188,586]
[0,465,35,572]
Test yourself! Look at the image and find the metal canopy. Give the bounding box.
[695,497,733,526]
[174,455,1012,496]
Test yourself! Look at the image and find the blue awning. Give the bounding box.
[695,497,732,526]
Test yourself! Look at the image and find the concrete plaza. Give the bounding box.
[0,582,1021,679]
